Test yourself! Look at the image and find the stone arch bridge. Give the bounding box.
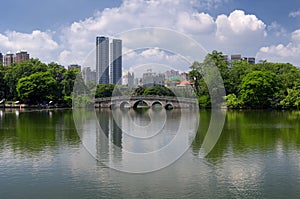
[95,96,197,109]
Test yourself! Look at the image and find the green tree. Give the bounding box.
[280,83,300,109]
[16,72,57,104]
[4,59,48,100]
[61,67,80,97]
[143,85,175,96]
[228,61,251,95]
[95,84,117,98]
[132,86,146,96]
[240,71,281,108]
[225,94,243,109]
[0,65,8,99]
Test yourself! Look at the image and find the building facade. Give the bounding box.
[122,71,134,86]
[96,36,122,85]
[2,50,30,66]
[15,50,29,63]
[110,39,122,84]
[96,36,110,84]
[82,67,96,83]
[3,51,15,66]
[142,69,165,87]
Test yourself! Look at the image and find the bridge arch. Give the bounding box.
[165,103,174,110]
[120,101,131,109]
[133,100,149,109]
[151,100,163,109]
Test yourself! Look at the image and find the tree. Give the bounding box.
[0,65,8,99]
[240,71,281,108]
[95,84,118,98]
[227,61,251,95]
[132,86,146,96]
[4,59,48,100]
[16,72,57,104]
[280,83,300,109]
[143,85,175,96]
[225,94,243,109]
[188,51,227,108]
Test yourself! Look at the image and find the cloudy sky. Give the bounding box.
[0,0,299,71]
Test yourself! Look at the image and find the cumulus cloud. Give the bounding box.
[0,30,58,63]
[257,29,300,66]
[58,0,268,69]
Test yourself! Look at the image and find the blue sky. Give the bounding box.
[0,0,299,69]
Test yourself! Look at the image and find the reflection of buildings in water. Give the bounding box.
[94,108,198,169]
[118,109,185,154]
[96,110,122,163]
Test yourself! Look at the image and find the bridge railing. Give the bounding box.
[95,96,197,104]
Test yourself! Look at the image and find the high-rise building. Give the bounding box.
[96,36,110,84]
[122,71,134,86]
[3,51,14,66]
[15,50,29,63]
[82,67,96,83]
[96,36,122,85]
[110,39,122,84]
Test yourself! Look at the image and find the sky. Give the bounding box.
[0,0,299,71]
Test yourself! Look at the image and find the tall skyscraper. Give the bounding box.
[96,36,109,84]
[110,39,122,84]
[96,36,122,85]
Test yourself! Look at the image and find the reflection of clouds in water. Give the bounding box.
[0,145,55,173]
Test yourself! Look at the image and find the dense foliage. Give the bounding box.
[95,85,177,97]
[189,50,300,109]
[0,59,80,106]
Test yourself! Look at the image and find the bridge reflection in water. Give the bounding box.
[95,96,197,110]
[75,108,199,172]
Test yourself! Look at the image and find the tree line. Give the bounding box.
[0,59,80,106]
[1,51,299,109]
[189,50,300,109]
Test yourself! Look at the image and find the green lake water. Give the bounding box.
[0,109,300,198]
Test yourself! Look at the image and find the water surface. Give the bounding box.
[0,109,300,198]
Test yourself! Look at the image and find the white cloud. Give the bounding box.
[289,10,300,18]
[267,22,288,37]
[257,29,300,66]
[209,10,267,56]
[59,0,268,69]
[0,30,59,63]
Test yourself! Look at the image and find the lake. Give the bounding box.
[0,108,300,198]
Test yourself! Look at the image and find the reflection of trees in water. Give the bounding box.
[0,109,80,155]
[192,110,300,165]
